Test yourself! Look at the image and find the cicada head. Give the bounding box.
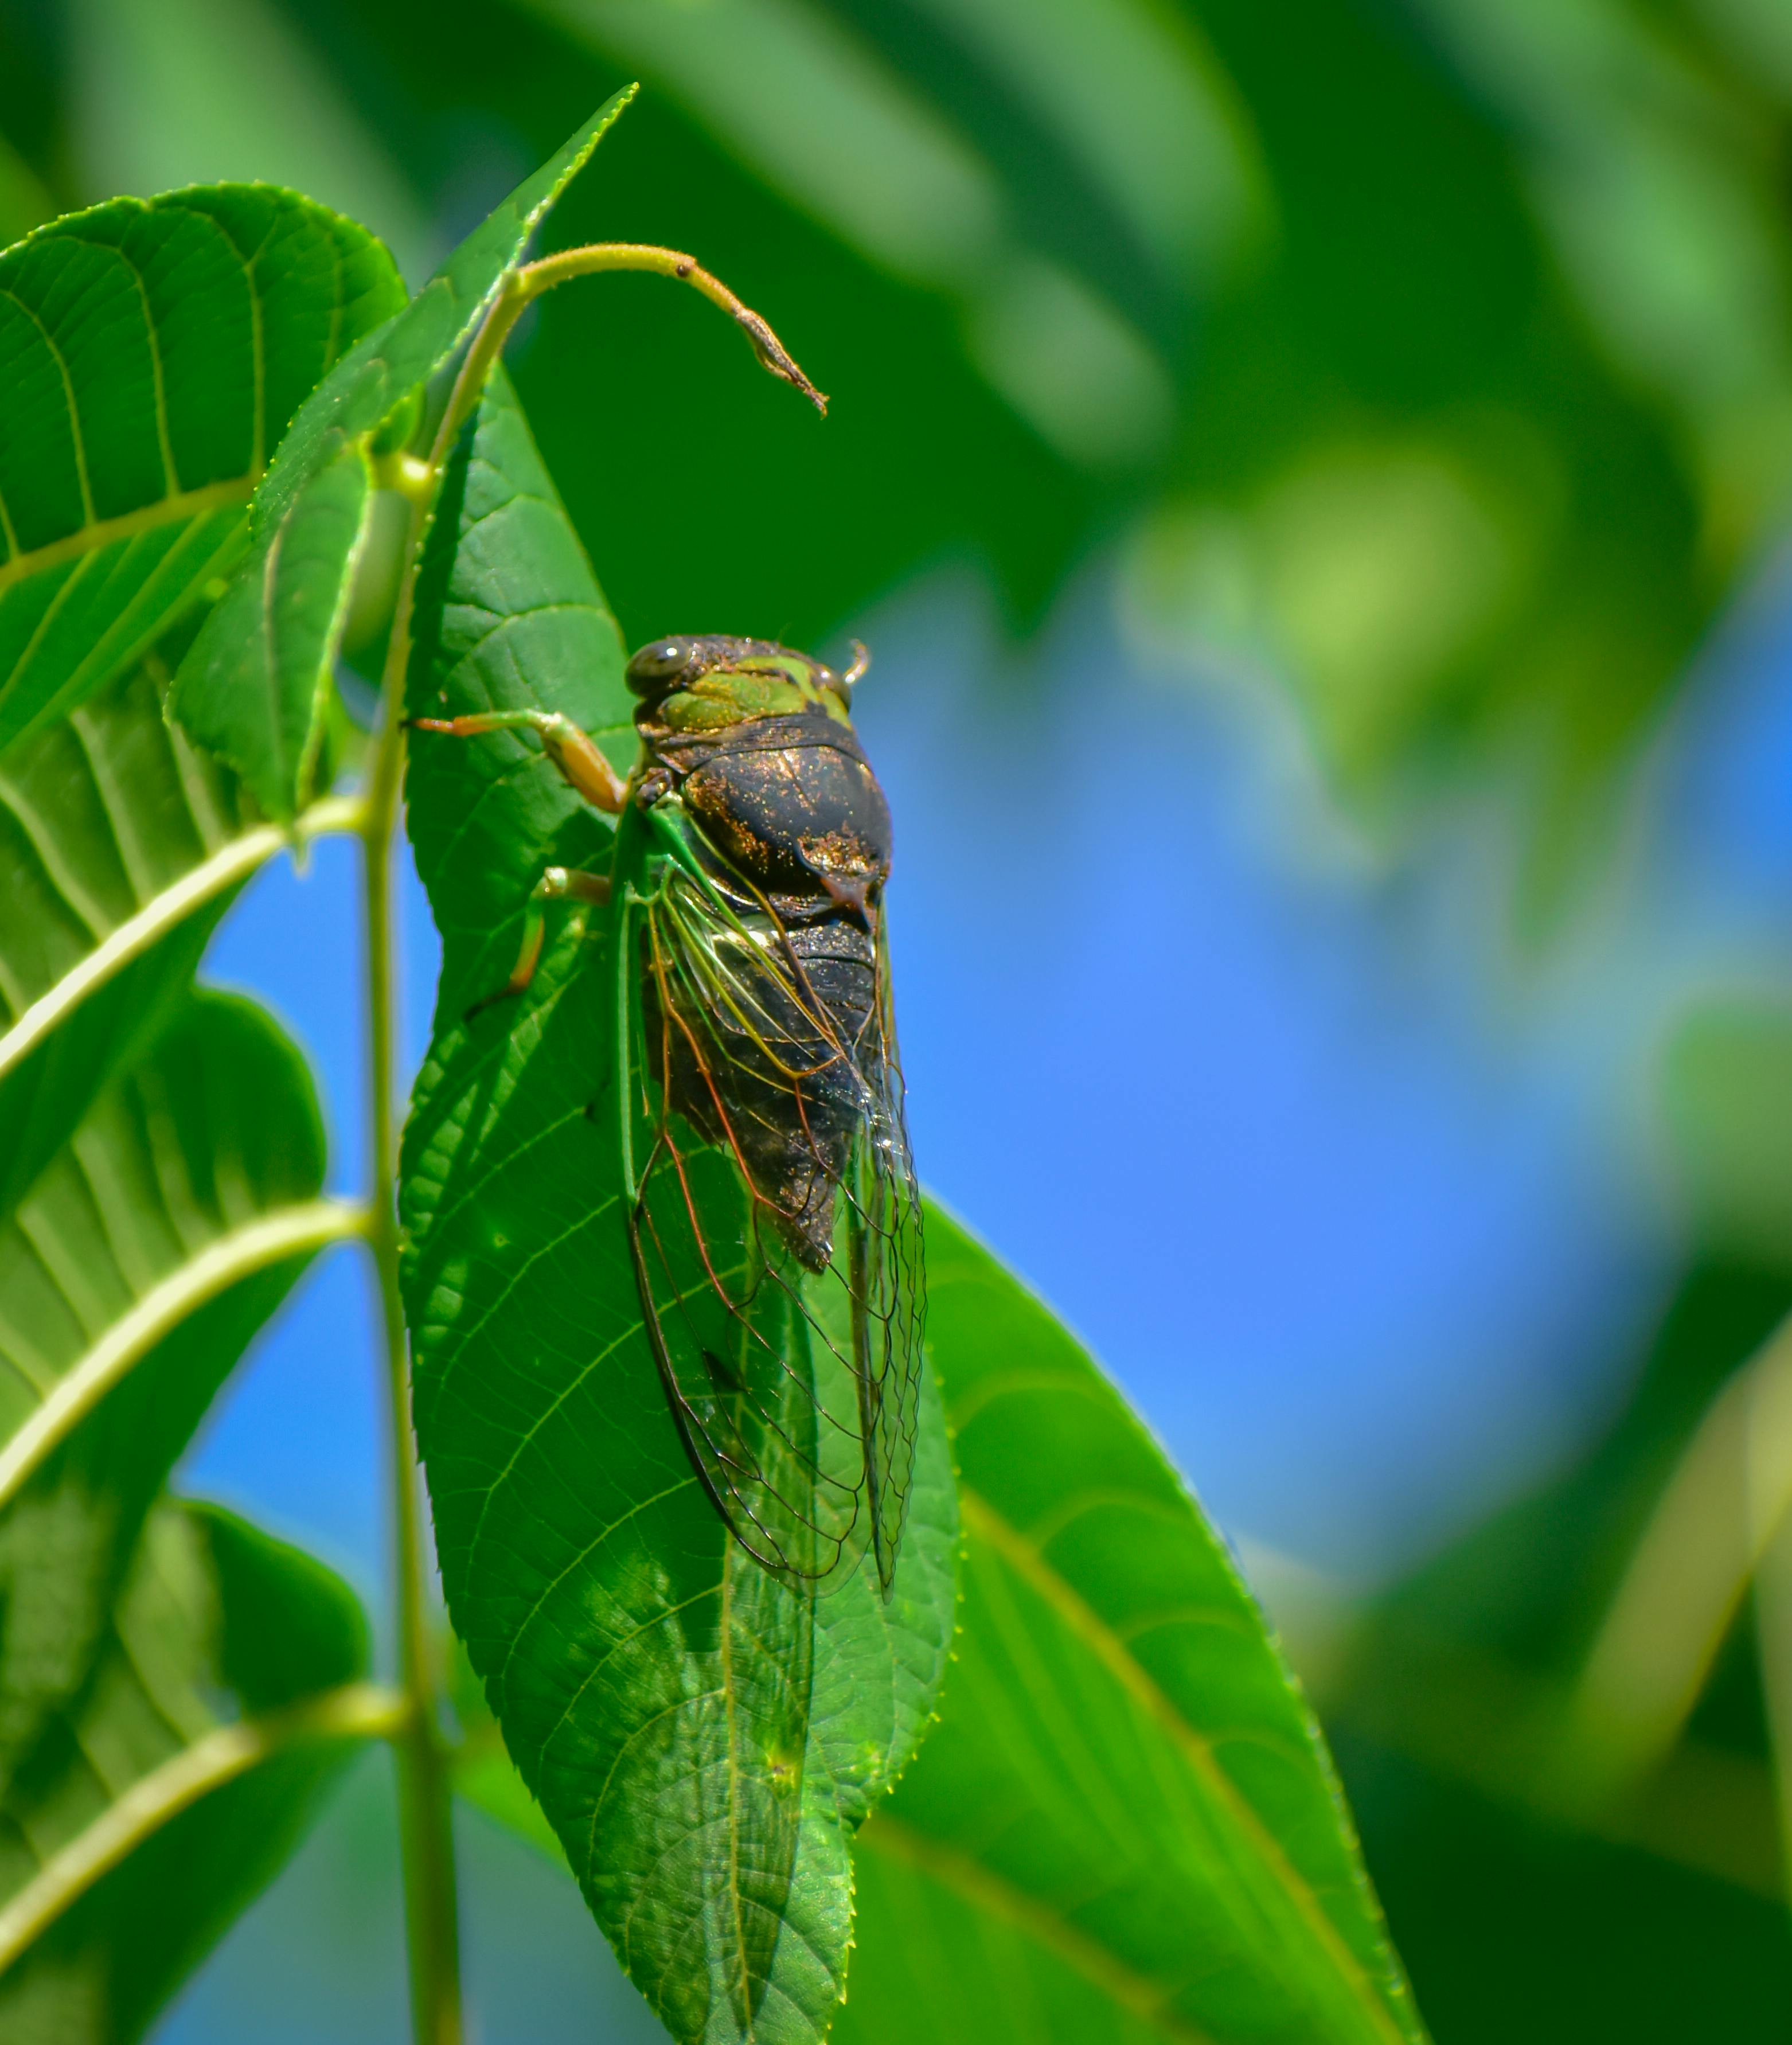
[625,634,856,737]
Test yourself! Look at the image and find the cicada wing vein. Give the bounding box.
[626,856,924,1591]
[844,940,923,1591]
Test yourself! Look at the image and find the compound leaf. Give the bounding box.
[0,1498,393,2043]
[0,185,405,755]
[0,989,353,1778]
[0,634,353,1217]
[171,88,638,819]
[400,368,956,2044]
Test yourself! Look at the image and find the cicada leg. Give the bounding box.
[467,865,612,1019]
[408,707,629,814]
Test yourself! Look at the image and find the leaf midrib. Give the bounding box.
[0,789,361,1088]
[857,1809,1221,2044]
[959,1488,1410,2045]
[0,478,253,596]
[0,1680,405,1974]
[0,1197,364,1511]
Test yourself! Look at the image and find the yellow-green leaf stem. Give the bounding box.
[0,791,361,1095]
[459,241,828,425]
[361,685,462,2045]
[0,1198,364,1513]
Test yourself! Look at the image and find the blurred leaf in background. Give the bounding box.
[13,0,1786,854]
[11,0,1792,2038]
[269,0,1792,869]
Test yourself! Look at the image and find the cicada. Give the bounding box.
[412,637,923,1595]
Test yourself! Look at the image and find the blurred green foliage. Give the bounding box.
[7,0,1792,840]
[7,0,1792,2035]
[1314,1252,1792,2035]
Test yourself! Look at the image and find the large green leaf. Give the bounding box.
[836,1208,1426,2045]
[447,1634,567,1866]
[0,1497,398,2042]
[0,184,405,754]
[170,87,638,819]
[0,632,355,1219]
[400,369,957,2043]
[0,989,354,1775]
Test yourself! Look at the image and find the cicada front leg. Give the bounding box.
[408,706,630,813]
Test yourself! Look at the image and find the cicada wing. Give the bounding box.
[837,923,924,1591]
[627,863,899,1586]
[629,1129,866,1582]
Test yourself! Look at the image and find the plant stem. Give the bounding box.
[364,542,461,2043]
[439,243,827,443]
[352,236,819,2040]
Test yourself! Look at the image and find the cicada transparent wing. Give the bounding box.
[845,945,924,1585]
[625,837,923,1592]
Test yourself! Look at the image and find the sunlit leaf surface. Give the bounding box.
[401,369,956,2044]
[171,88,637,818]
[0,991,348,1778]
[0,640,351,1217]
[0,1500,390,2043]
[0,185,405,753]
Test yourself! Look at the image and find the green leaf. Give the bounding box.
[0,1497,399,2043]
[836,1207,1426,2045]
[0,184,405,755]
[170,87,638,819]
[1662,1000,1792,1275]
[0,633,354,1219]
[401,365,634,1012]
[171,437,376,821]
[447,1635,568,1867]
[0,989,355,1775]
[400,369,957,2043]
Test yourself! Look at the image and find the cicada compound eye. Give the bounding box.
[626,639,692,694]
